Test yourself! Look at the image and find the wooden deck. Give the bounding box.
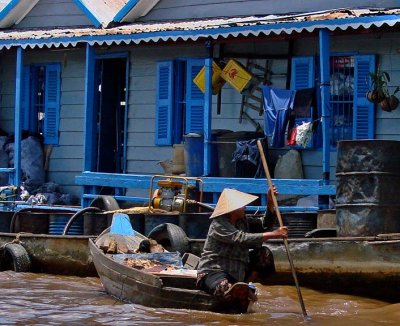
[76,171,336,212]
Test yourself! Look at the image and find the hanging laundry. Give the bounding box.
[287,87,316,145]
[311,119,320,132]
[232,138,261,178]
[292,88,315,118]
[262,86,296,147]
[287,126,297,146]
[295,121,313,148]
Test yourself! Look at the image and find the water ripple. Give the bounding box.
[0,272,397,325]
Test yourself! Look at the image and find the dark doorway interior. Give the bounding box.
[95,58,127,174]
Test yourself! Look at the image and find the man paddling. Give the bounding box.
[196,187,288,304]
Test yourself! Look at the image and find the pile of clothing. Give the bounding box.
[262,86,319,148]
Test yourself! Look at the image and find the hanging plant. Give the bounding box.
[367,69,399,112]
[380,90,399,112]
[366,70,388,103]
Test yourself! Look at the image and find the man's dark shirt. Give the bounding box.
[197,215,265,282]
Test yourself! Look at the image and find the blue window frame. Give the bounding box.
[329,54,376,145]
[291,54,375,148]
[155,58,205,146]
[21,63,61,145]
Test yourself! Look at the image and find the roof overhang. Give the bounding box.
[0,0,39,28]
[114,0,160,22]
[0,9,398,50]
[73,0,102,28]
[73,0,130,28]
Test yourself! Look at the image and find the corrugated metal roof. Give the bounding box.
[137,0,400,22]
[0,8,398,49]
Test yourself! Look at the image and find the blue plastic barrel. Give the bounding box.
[184,133,204,177]
[184,130,232,177]
[49,214,83,235]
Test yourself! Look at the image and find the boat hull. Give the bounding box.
[89,239,221,312]
[0,232,96,276]
[266,237,400,301]
[189,236,400,301]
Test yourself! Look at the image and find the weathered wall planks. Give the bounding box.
[139,0,400,22]
[16,0,92,28]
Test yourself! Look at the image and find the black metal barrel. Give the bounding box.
[336,140,400,236]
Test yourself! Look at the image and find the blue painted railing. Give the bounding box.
[75,172,336,212]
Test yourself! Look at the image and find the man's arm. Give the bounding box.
[212,217,265,247]
[262,227,288,241]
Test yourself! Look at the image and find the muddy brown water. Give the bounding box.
[0,272,399,325]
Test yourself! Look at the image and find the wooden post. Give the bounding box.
[319,29,331,183]
[84,43,96,172]
[14,46,23,187]
[203,42,213,176]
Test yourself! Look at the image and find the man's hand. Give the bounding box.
[262,226,288,241]
[274,226,288,238]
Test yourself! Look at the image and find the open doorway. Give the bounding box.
[94,57,127,174]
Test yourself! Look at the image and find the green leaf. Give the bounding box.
[382,71,390,82]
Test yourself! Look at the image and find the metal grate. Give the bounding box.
[330,56,355,146]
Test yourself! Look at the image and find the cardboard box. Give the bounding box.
[221,59,254,93]
[193,61,225,95]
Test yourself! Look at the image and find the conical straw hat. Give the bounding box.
[210,188,258,219]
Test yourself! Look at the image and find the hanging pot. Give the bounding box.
[366,90,385,104]
[380,95,399,112]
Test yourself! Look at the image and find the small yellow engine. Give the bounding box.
[149,176,203,212]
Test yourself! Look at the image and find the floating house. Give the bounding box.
[0,0,399,214]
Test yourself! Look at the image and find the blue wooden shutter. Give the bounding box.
[21,65,31,131]
[353,55,375,139]
[44,64,61,145]
[155,61,174,145]
[290,56,315,89]
[185,59,205,133]
[290,56,316,148]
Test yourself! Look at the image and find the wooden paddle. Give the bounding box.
[256,140,309,319]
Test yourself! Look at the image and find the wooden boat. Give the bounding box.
[265,234,400,302]
[89,213,255,313]
[0,201,112,276]
[0,232,97,276]
[189,233,400,302]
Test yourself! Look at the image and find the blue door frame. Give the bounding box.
[319,29,331,183]
[0,46,24,186]
[13,46,23,186]
[83,46,129,174]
